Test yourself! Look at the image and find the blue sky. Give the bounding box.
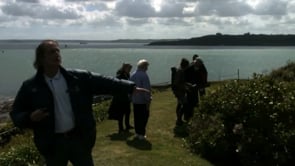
[0,0,294,40]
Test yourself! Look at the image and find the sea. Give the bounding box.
[1,40,295,99]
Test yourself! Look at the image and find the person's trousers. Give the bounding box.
[133,104,149,136]
[118,103,132,131]
[43,128,96,166]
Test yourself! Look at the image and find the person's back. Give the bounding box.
[194,58,208,96]
[173,58,190,126]
[172,58,189,99]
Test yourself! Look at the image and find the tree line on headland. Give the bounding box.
[148,33,295,46]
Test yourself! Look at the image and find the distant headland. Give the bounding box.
[148,33,295,46]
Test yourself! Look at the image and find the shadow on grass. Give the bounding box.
[173,124,189,138]
[126,138,152,151]
[107,131,134,141]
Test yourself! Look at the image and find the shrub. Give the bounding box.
[187,76,295,166]
[0,132,43,166]
[93,100,110,122]
[269,61,295,82]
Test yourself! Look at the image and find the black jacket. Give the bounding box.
[10,67,135,155]
[108,70,131,120]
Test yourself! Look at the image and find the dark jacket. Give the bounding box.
[108,70,131,119]
[10,67,135,155]
[172,68,187,99]
[185,63,208,89]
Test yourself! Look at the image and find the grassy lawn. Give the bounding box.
[0,87,214,166]
[91,88,213,166]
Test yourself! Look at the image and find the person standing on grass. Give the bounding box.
[192,54,208,97]
[184,54,208,121]
[108,63,134,133]
[172,58,190,126]
[130,59,152,140]
[10,40,149,166]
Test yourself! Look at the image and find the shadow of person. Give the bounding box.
[126,137,152,151]
[173,124,189,138]
[107,131,134,141]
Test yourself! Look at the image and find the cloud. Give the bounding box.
[65,0,115,2]
[195,0,253,17]
[2,2,82,19]
[253,0,288,16]
[157,1,188,17]
[15,0,39,3]
[115,0,156,18]
[0,0,294,40]
[125,17,149,26]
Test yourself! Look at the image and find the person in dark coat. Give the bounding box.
[192,54,208,96]
[9,40,149,166]
[108,63,134,133]
[172,58,190,126]
[184,54,208,121]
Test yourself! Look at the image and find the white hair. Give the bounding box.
[137,59,149,69]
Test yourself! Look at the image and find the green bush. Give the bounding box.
[0,133,43,166]
[93,100,110,122]
[188,76,295,166]
[269,61,295,82]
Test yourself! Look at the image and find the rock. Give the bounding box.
[0,98,14,113]
[0,98,14,123]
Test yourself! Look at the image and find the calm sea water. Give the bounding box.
[1,41,295,98]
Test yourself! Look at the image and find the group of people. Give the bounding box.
[9,39,207,166]
[171,54,208,126]
[108,60,151,141]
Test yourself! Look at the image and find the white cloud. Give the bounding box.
[157,1,188,17]
[194,0,253,17]
[254,0,288,16]
[115,0,156,18]
[2,2,82,19]
[0,0,294,40]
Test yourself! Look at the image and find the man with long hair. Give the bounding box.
[10,40,148,166]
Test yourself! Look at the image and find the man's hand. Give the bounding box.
[30,108,49,122]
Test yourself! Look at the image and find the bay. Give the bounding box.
[1,41,295,98]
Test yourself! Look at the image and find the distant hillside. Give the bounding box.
[148,33,295,46]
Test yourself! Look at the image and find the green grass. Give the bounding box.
[1,87,213,166]
[91,88,213,166]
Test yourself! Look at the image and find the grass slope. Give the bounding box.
[91,89,213,166]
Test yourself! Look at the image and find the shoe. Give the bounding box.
[176,120,184,126]
[138,135,147,140]
[134,133,140,139]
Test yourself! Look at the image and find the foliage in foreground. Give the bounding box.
[0,132,42,166]
[269,61,295,82]
[188,75,295,166]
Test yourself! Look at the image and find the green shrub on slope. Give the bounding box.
[269,61,295,82]
[188,76,295,166]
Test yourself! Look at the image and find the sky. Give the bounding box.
[0,0,294,40]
